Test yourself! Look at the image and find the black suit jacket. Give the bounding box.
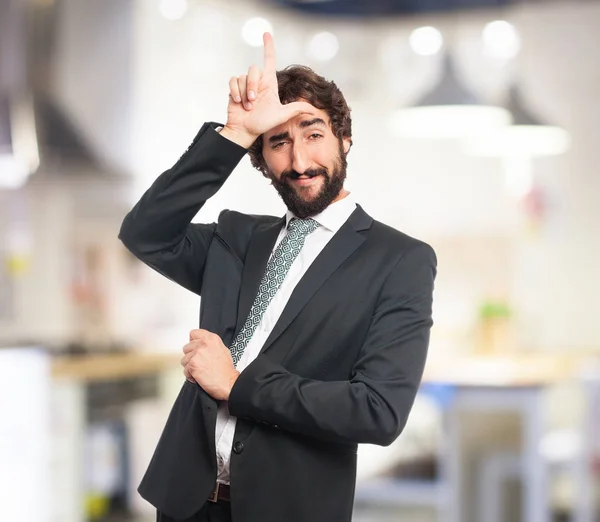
[119,122,437,522]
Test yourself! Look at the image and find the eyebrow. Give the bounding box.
[298,117,327,129]
[267,118,328,144]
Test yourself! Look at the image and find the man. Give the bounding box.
[119,33,436,522]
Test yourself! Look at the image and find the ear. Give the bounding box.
[342,137,352,154]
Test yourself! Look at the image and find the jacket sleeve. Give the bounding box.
[228,242,436,446]
[118,123,248,295]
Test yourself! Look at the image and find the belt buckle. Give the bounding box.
[208,482,220,503]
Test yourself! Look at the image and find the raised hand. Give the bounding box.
[221,32,315,148]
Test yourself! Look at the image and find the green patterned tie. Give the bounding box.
[230,218,320,366]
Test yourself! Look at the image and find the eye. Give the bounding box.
[309,133,323,140]
[272,141,286,149]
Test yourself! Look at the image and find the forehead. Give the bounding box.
[263,107,332,140]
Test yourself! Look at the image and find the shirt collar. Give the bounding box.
[285,193,357,233]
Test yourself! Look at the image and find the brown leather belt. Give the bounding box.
[207,482,231,503]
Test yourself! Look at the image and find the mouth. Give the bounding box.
[288,174,321,186]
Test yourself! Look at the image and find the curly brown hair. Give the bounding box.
[248,65,352,177]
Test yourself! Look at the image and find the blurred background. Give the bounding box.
[1,0,599,521]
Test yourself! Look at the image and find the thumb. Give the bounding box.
[280,101,316,121]
[189,328,208,341]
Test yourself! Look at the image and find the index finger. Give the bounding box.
[263,32,276,75]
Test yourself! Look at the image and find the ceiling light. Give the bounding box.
[242,17,273,47]
[307,31,339,62]
[465,85,571,157]
[409,26,443,57]
[0,94,39,190]
[482,20,521,60]
[159,0,187,21]
[390,54,511,139]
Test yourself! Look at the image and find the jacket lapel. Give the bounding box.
[260,205,372,355]
[233,216,286,340]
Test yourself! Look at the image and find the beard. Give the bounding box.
[268,143,348,219]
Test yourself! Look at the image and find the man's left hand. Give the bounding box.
[181,329,240,401]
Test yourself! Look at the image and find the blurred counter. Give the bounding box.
[51,352,181,382]
[49,351,596,384]
[423,353,595,386]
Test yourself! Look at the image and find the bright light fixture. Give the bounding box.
[466,125,570,157]
[307,31,339,62]
[409,26,443,56]
[391,106,511,140]
[242,17,273,47]
[159,0,188,21]
[0,94,38,189]
[482,20,521,60]
[391,54,512,139]
[465,85,571,157]
[0,156,30,189]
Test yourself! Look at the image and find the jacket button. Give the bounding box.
[233,441,244,454]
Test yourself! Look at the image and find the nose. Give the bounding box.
[291,142,310,174]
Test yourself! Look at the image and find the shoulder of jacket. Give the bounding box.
[369,219,426,246]
[217,209,281,231]
[369,219,436,262]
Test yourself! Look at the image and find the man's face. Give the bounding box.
[262,106,351,219]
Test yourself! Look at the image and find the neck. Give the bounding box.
[332,189,350,203]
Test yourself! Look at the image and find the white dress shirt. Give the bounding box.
[214,193,357,484]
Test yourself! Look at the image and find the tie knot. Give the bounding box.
[288,217,319,237]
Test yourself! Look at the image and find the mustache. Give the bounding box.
[281,167,329,181]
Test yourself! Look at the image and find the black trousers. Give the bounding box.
[157,500,232,522]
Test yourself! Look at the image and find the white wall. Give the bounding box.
[509,2,600,350]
